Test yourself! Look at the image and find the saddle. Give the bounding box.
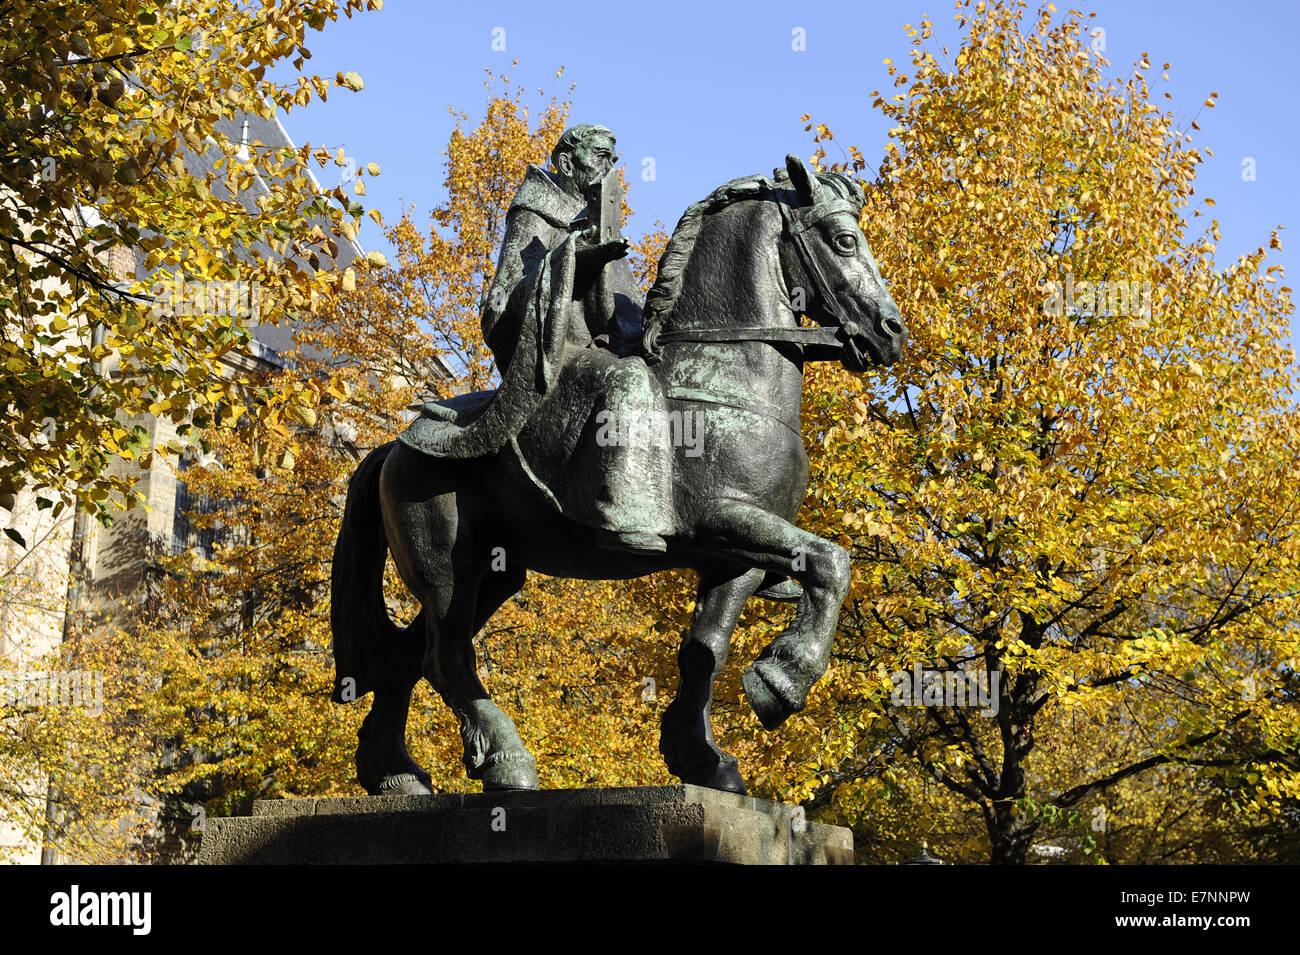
[403,388,497,444]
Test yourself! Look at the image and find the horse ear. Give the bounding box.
[784,153,821,206]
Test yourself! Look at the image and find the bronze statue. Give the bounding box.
[477,123,673,555]
[331,129,908,796]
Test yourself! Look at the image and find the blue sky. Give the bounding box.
[274,0,1299,363]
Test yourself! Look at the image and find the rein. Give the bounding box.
[653,325,841,347]
[653,184,859,352]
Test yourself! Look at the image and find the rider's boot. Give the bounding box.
[592,447,671,555]
[590,369,675,556]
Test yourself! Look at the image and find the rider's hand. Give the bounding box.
[575,235,630,275]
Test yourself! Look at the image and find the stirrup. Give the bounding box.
[595,529,668,555]
[755,575,803,602]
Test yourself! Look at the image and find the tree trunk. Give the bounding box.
[987,803,1039,864]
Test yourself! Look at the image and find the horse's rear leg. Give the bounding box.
[379,445,537,792]
[660,568,763,793]
[698,501,852,730]
[424,562,539,791]
[357,642,434,796]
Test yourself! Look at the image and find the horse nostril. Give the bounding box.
[883,317,905,338]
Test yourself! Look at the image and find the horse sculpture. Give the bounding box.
[331,154,907,796]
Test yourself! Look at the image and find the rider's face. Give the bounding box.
[561,136,616,195]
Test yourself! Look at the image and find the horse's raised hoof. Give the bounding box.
[375,772,434,797]
[742,661,801,731]
[681,759,748,795]
[480,755,540,792]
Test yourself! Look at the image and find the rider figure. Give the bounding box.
[481,124,673,555]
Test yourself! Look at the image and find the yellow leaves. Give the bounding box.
[790,2,1300,847]
[0,0,396,520]
[105,33,132,57]
[338,70,364,92]
[340,267,356,292]
[325,377,352,401]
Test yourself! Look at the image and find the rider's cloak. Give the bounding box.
[398,165,642,460]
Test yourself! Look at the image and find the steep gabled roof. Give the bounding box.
[173,109,364,364]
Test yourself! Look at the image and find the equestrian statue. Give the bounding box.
[330,123,908,795]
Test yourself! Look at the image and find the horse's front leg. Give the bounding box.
[660,567,764,793]
[698,501,852,730]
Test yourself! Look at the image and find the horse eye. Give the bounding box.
[834,233,857,254]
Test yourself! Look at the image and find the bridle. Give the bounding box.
[651,180,864,352]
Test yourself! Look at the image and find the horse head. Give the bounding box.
[775,154,908,372]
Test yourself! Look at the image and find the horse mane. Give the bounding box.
[641,169,866,360]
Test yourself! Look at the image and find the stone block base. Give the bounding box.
[198,784,854,865]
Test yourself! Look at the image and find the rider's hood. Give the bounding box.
[512,165,586,230]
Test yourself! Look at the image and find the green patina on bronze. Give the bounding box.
[332,126,909,796]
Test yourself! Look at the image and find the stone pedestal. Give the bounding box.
[198,784,854,865]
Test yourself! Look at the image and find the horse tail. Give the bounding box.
[330,441,424,704]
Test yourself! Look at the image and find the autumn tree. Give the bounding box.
[780,0,1300,863]
[0,0,382,539]
[0,0,388,861]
